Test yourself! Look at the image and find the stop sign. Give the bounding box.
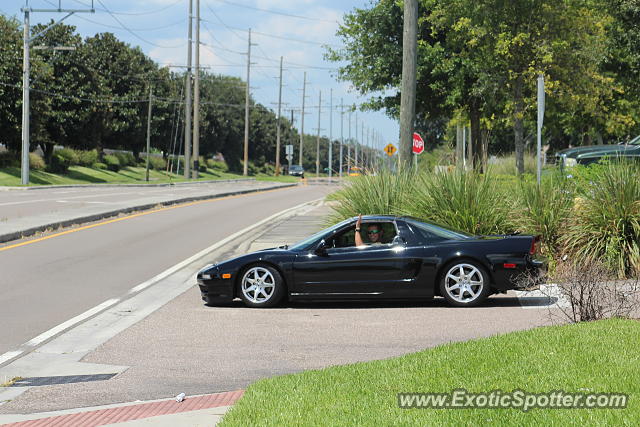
[412,132,424,154]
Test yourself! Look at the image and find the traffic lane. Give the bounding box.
[0,185,335,354]
[0,289,553,413]
[0,181,284,223]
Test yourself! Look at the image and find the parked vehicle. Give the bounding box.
[288,165,305,178]
[197,215,544,308]
[556,135,640,168]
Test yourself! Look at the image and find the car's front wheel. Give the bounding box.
[238,264,285,308]
[440,261,491,307]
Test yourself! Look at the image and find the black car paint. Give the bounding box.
[197,216,540,303]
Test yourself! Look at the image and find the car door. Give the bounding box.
[291,221,421,297]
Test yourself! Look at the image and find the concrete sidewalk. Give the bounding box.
[0,180,297,244]
[0,201,334,427]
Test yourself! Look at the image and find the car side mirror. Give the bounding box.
[391,235,406,246]
[314,239,328,255]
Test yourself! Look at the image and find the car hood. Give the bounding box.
[556,145,622,158]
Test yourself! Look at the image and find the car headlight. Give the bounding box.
[564,157,577,167]
[199,264,217,280]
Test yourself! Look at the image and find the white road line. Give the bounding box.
[0,197,323,369]
[0,351,23,366]
[24,298,120,347]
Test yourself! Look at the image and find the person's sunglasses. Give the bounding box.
[367,229,381,234]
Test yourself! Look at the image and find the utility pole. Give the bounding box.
[315,90,322,177]
[399,0,418,170]
[243,28,253,176]
[192,0,200,178]
[275,56,283,175]
[299,71,306,167]
[361,121,364,171]
[347,110,352,173]
[145,85,153,182]
[339,98,344,178]
[328,88,333,180]
[355,112,358,169]
[20,1,94,185]
[184,0,193,179]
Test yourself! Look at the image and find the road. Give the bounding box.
[0,180,296,242]
[0,184,335,355]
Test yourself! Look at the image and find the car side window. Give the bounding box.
[327,221,398,249]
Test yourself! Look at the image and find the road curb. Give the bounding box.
[0,183,298,244]
[0,178,257,191]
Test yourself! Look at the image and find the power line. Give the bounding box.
[207,0,339,25]
[71,0,184,17]
[69,13,187,32]
[94,0,186,49]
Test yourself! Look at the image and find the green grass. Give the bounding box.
[0,165,298,186]
[221,318,640,426]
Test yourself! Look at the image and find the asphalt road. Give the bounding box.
[0,184,335,355]
[0,202,557,414]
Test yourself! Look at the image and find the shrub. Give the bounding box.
[47,148,79,174]
[103,154,120,172]
[207,159,228,172]
[0,150,18,168]
[514,173,574,256]
[93,162,107,170]
[148,156,166,170]
[561,161,640,278]
[406,169,513,235]
[29,153,45,171]
[328,170,415,225]
[77,149,98,167]
[114,151,136,167]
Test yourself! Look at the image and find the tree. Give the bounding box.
[0,16,22,153]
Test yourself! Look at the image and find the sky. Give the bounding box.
[3,0,400,153]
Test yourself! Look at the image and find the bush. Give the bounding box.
[328,170,415,225]
[561,161,640,278]
[47,148,79,174]
[114,151,136,167]
[207,159,228,172]
[93,162,107,170]
[29,153,45,171]
[406,169,513,235]
[103,154,120,172]
[0,150,18,168]
[148,156,166,170]
[77,149,98,167]
[514,173,574,256]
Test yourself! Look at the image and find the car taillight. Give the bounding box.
[530,236,540,255]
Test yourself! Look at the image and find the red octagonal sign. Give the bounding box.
[412,132,424,154]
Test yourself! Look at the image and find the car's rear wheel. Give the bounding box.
[238,265,285,308]
[440,261,491,307]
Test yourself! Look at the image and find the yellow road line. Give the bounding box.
[0,186,291,253]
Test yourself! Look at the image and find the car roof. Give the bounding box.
[350,215,399,221]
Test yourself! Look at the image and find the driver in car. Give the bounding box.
[355,214,385,246]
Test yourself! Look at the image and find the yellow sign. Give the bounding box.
[384,143,397,157]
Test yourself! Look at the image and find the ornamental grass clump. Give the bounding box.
[514,173,574,256]
[561,161,640,278]
[327,169,415,225]
[404,169,513,236]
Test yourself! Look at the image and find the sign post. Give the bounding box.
[537,74,545,186]
[285,144,293,172]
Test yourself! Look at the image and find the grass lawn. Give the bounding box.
[220,318,639,426]
[0,165,298,186]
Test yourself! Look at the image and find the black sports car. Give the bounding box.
[197,216,544,308]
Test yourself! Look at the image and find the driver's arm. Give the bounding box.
[355,214,364,246]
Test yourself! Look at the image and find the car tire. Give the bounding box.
[238,264,286,308]
[439,261,491,307]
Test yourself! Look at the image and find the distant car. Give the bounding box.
[556,135,640,168]
[288,165,305,178]
[197,215,544,308]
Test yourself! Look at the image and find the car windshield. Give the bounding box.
[405,218,473,240]
[627,135,640,145]
[289,218,351,250]
[290,165,303,171]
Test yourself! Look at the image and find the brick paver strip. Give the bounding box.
[2,390,244,427]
